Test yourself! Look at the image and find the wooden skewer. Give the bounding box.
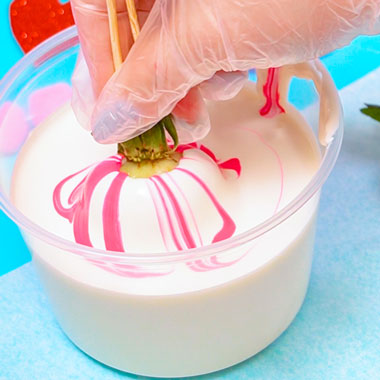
[106,0,123,70]
[106,0,141,70]
[125,0,141,41]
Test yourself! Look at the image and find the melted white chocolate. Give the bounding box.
[257,61,342,146]
[12,82,321,293]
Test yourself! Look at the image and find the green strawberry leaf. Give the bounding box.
[360,104,380,122]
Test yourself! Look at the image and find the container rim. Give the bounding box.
[0,26,344,265]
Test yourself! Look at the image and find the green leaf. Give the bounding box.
[162,114,179,149]
[360,104,380,122]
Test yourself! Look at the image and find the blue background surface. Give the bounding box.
[1,1,380,379]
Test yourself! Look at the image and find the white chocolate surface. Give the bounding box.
[12,83,321,295]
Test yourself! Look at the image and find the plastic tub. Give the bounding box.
[0,27,343,377]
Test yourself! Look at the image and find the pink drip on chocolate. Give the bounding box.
[54,155,127,250]
[154,175,197,249]
[148,167,239,272]
[178,142,241,177]
[85,256,171,279]
[149,177,184,251]
[167,173,203,247]
[53,145,241,277]
[53,155,171,278]
[53,167,88,222]
[147,182,171,251]
[103,172,127,252]
[53,156,122,247]
[260,68,285,117]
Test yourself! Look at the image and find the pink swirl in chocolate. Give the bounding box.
[260,68,285,117]
[53,144,241,277]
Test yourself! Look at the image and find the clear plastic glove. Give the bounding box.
[71,0,380,144]
[71,0,247,142]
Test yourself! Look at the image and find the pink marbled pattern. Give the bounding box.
[53,146,241,277]
[260,68,285,117]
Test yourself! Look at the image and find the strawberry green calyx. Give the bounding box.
[118,115,182,178]
[118,115,178,162]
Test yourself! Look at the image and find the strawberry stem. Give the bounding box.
[117,115,178,162]
[117,115,181,177]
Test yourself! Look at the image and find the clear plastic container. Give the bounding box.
[0,27,343,377]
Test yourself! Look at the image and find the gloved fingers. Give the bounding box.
[199,71,249,101]
[172,87,211,144]
[171,87,204,125]
[91,1,220,144]
[210,0,380,71]
[70,0,155,97]
[91,0,380,144]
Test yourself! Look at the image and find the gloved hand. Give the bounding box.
[71,0,247,142]
[71,0,380,144]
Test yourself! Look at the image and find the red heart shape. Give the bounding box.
[10,0,75,53]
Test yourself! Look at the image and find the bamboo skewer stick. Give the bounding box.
[106,0,123,70]
[125,0,141,41]
[106,0,141,70]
